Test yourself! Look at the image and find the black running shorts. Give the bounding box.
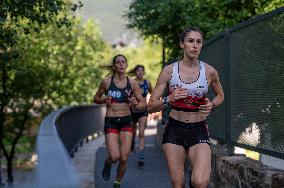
[104,115,133,134]
[131,110,148,124]
[162,117,210,150]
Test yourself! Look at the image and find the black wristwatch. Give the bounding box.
[162,96,169,106]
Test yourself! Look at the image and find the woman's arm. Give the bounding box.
[147,67,169,113]
[93,78,112,104]
[199,66,224,115]
[130,79,146,109]
[209,68,224,107]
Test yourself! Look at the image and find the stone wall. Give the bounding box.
[210,144,284,188]
[212,153,284,188]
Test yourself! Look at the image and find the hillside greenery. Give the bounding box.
[0,1,110,182]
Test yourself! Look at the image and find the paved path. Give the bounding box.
[73,135,105,188]
[74,121,173,188]
[95,122,171,188]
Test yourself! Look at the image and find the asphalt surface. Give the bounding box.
[94,124,172,188]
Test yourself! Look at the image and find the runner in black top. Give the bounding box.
[94,54,146,188]
[105,75,133,103]
[128,65,152,167]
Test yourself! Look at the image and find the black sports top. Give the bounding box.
[105,76,133,103]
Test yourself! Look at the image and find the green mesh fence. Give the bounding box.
[200,35,227,141]
[200,7,284,159]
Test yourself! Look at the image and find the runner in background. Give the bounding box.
[128,65,152,167]
[94,55,146,188]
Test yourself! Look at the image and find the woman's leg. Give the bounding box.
[163,143,186,188]
[137,115,147,166]
[102,133,120,180]
[131,123,137,153]
[115,131,132,182]
[105,133,120,162]
[188,144,211,188]
[138,116,147,151]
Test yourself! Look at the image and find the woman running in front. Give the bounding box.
[93,54,146,188]
[147,27,224,188]
[128,65,152,167]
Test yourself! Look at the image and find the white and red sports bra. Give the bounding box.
[168,61,208,112]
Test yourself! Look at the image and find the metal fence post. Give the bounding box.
[224,29,234,154]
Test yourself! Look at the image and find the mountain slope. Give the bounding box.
[79,0,135,43]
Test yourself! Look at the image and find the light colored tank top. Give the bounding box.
[168,61,208,112]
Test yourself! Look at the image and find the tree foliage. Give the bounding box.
[114,40,162,86]
[0,1,110,183]
[16,18,110,107]
[0,0,82,51]
[126,0,189,63]
[126,0,284,62]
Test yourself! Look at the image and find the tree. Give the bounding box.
[16,17,110,107]
[113,39,162,85]
[0,0,111,184]
[184,0,284,38]
[126,0,284,63]
[126,0,190,65]
[1,15,110,183]
[0,1,81,183]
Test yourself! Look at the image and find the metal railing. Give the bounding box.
[30,104,105,188]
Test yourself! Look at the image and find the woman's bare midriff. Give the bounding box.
[169,109,206,123]
[106,103,131,117]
